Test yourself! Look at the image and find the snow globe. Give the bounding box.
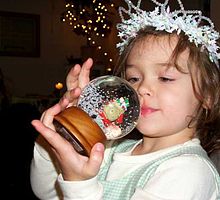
[54,75,140,156]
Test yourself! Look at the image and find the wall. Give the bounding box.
[211,0,220,32]
[0,0,219,97]
[0,0,88,96]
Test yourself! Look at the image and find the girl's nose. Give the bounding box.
[137,81,153,97]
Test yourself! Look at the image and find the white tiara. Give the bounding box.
[116,0,220,67]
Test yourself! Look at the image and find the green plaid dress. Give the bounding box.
[98,140,220,200]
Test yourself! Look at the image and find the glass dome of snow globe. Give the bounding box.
[77,75,140,140]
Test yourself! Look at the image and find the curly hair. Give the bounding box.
[114,26,220,155]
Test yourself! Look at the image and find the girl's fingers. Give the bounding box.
[78,58,93,89]
[41,99,68,127]
[40,111,46,121]
[61,87,81,106]
[31,120,70,151]
[64,58,93,106]
[32,119,104,180]
[84,143,105,177]
[66,64,81,91]
[66,58,93,91]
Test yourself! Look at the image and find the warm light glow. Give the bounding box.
[55,82,63,90]
[107,67,112,72]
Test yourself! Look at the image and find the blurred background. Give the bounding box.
[0,0,219,199]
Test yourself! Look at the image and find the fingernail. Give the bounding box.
[96,143,104,152]
[31,120,37,127]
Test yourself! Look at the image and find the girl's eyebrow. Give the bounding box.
[156,62,174,68]
[125,63,135,68]
[125,62,174,69]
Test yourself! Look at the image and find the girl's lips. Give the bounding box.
[141,107,158,116]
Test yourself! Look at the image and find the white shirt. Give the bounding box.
[30,138,219,200]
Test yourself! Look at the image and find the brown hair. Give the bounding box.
[114,26,220,155]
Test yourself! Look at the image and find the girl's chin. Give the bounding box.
[136,125,156,134]
[137,116,156,125]
[136,118,163,133]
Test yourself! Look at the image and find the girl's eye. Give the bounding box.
[126,77,139,84]
[159,77,175,82]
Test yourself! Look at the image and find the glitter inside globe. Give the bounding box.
[77,75,140,140]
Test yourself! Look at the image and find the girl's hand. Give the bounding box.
[32,98,105,181]
[39,58,93,131]
[61,58,93,107]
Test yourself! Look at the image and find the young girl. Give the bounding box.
[30,0,220,199]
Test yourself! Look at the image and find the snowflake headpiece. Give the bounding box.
[116,0,220,67]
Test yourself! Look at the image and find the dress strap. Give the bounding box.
[98,140,220,200]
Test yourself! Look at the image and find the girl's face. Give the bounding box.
[125,35,199,141]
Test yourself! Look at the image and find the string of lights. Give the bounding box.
[61,0,116,72]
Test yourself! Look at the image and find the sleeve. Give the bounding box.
[210,150,220,174]
[30,137,114,200]
[55,141,116,200]
[131,155,218,200]
[58,175,103,200]
[30,136,62,200]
